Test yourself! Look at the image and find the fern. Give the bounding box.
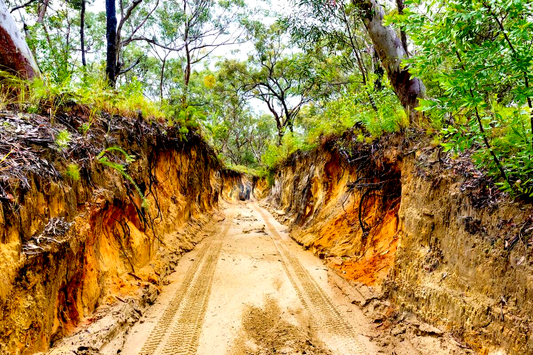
[55,130,71,149]
[97,147,149,208]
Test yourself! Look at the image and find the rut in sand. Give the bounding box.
[119,201,376,355]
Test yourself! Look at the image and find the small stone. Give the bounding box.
[418,323,443,336]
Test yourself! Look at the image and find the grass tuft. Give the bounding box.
[65,163,80,181]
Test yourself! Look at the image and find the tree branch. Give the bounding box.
[117,0,142,42]
[118,56,142,75]
[10,0,40,13]
[122,36,185,52]
[121,0,159,46]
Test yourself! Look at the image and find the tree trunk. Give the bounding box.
[159,57,166,102]
[274,116,283,146]
[277,129,284,146]
[106,0,118,86]
[80,0,86,66]
[37,0,49,23]
[395,0,409,55]
[181,41,191,106]
[181,0,190,107]
[353,0,424,120]
[0,0,39,79]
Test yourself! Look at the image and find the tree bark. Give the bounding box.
[277,126,284,146]
[80,0,86,66]
[353,0,424,120]
[37,0,49,23]
[183,41,191,101]
[0,0,39,79]
[106,0,118,86]
[395,0,409,55]
[159,56,166,102]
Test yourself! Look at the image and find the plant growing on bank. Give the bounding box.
[65,163,81,181]
[298,82,407,143]
[97,147,149,208]
[55,130,72,149]
[394,0,533,197]
[261,132,315,169]
[0,69,166,123]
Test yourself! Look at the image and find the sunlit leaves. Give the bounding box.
[396,0,533,197]
[203,74,216,89]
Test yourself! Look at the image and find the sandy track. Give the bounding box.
[121,201,377,355]
[253,204,365,355]
[138,213,233,355]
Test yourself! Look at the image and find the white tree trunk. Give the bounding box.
[353,0,424,119]
[0,0,39,79]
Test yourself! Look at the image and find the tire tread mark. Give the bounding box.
[157,213,233,355]
[138,214,232,355]
[253,204,364,355]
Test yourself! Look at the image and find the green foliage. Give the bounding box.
[25,11,77,83]
[80,123,91,135]
[440,103,533,197]
[165,104,201,133]
[116,77,166,120]
[7,0,532,203]
[97,147,149,208]
[395,0,533,197]
[243,23,326,144]
[0,69,166,124]
[55,130,72,149]
[148,0,250,108]
[261,132,314,169]
[298,81,407,143]
[199,61,276,167]
[226,164,263,177]
[198,13,407,171]
[65,163,81,181]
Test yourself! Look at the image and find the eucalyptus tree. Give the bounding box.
[202,60,275,166]
[397,0,533,196]
[284,0,374,92]
[352,0,425,120]
[16,0,86,82]
[7,0,106,82]
[286,0,386,113]
[243,23,323,145]
[122,0,249,105]
[283,0,424,120]
[0,0,39,78]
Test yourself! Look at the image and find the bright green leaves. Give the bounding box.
[396,0,533,198]
[243,23,325,144]
[196,60,275,168]
[55,130,72,149]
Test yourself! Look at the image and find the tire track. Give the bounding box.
[138,243,210,355]
[159,239,224,355]
[139,214,233,355]
[252,204,364,355]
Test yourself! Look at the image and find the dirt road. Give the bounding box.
[115,201,466,355]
